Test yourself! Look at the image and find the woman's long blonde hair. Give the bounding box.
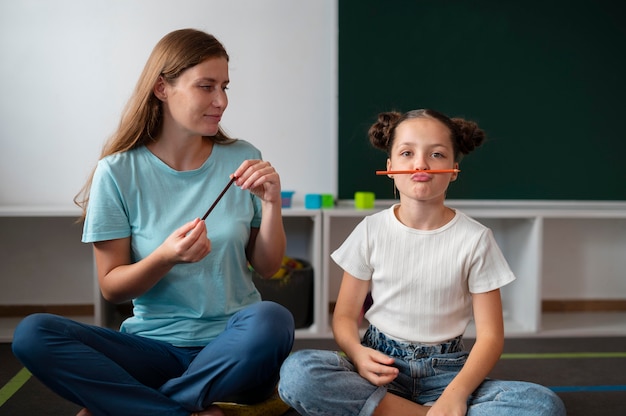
[74,29,234,219]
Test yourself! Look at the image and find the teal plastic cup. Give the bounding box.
[281,191,295,208]
[304,194,322,209]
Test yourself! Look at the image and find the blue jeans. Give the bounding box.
[12,301,294,416]
[279,325,565,416]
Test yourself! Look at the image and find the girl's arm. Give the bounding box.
[95,218,212,304]
[428,288,505,416]
[237,159,286,278]
[333,272,399,386]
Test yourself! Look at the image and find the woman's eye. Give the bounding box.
[400,151,411,157]
[200,85,215,91]
[431,152,444,158]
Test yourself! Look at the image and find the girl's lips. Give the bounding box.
[411,173,431,181]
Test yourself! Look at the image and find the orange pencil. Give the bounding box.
[376,169,460,175]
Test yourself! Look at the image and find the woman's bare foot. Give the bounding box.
[191,404,225,416]
[76,409,93,416]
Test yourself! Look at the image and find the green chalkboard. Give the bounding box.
[338,0,626,200]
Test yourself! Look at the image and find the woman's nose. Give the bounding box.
[213,90,228,108]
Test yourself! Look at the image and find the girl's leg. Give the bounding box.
[160,301,295,410]
[12,313,191,416]
[278,349,388,416]
[466,379,566,416]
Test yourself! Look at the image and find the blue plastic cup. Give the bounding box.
[281,191,295,208]
[304,194,322,209]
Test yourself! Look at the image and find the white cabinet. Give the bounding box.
[0,208,93,308]
[2,201,626,341]
[322,206,547,337]
[321,201,626,338]
[93,208,324,338]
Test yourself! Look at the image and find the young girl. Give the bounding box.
[278,109,565,415]
[12,29,294,416]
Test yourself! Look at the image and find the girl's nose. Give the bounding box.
[414,156,429,171]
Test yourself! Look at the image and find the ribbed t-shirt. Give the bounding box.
[331,205,515,344]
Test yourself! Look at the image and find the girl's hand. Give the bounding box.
[423,396,467,416]
[233,159,281,203]
[351,345,399,386]
[159,218,211,264]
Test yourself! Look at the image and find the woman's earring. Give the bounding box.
[393,183,398,199]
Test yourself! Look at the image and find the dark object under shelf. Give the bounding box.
[252,259,314,329]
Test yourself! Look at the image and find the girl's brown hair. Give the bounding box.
[74,29,234,218]
[368,109,486,161]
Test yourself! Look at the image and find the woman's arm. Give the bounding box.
[428,288,505,416]
[237,159,286,278]
[95,218,211,303]
[333,272,399,386]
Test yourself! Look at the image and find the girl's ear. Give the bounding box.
[386,158,393,178]
[450,162,460,182]
[153,76,167,101]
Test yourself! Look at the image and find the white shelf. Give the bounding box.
[0,206,81,217]
[94,208,324,332]
[2,201,625,341]
[319,202,626,339]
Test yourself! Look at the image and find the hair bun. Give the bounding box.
[452,118,486,155]
[368,111,402,151]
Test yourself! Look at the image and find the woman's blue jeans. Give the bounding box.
[12,301,294,416]
[279,325,565,416]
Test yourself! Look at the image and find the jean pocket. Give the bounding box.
[430,351,468,374]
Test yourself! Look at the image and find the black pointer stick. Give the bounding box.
[201,176,237,220]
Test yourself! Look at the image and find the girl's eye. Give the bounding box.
[431,152,444,158]
[400,151,412,157]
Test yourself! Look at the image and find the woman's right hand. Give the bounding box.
[95,218,211,303]
[158,218,212,264]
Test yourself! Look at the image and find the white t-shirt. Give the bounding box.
[331,205,515,344]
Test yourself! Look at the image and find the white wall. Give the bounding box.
[0,0,337,208]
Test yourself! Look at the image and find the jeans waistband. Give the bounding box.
[362,325,463,360]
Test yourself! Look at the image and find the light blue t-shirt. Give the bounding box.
[82,140,263,346]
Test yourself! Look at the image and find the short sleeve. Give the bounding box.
[330,218,373,281]
[82,160,131,243]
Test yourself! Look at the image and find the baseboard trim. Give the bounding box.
[2,300,624,318]
[542,300,626,312]
[329,300,626,314]
[0,304,94,317]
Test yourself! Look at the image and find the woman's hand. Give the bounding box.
[158,218,211,264]
[95,218,211,303]
[351,344,399,386]
[233,159,281,203]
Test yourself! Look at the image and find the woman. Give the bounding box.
[12,29,294,416]
[278,109,565,415]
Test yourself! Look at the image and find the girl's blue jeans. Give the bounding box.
[279,325,566,416]
[12,301,294,416]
